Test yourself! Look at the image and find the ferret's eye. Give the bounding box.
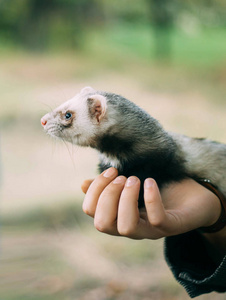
[65,112,72,120]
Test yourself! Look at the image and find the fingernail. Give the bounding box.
[126,177,138,187]
[113,176,125,184]
[103,167,116,178]
[144,179,154,189]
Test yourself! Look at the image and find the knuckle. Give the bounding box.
[118,224,136,237]
[150,216,165,228]
[82,203,94,217]
[144,198,155,205]
[94,219,109,233]
[106,183,121,194]
[100,188,112,199]
[99,186,119,201]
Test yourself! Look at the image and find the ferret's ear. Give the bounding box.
[87,94,107,123]
[80,86,96,95]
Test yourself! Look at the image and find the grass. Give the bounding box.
[85,23,226,67]
[82,23,226,103]
[172,27,226,66]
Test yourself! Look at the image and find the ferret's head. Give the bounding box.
[41,86,115,147]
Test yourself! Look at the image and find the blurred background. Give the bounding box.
[1,0,226,299]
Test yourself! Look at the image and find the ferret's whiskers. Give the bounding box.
[61,137,76,172]
[70,137,78,157]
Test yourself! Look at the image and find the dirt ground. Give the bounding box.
[1,229,225,300]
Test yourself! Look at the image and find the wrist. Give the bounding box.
[197,180,226,232]
[201,192,222,228]
[196,180,226,263]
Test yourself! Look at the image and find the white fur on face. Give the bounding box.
[41,87,113,147]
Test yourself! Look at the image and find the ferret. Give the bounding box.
[41,86,226,207]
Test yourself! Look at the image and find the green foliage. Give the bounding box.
[98,0,149,24]
[0,0,100,50]
[86,22,226,67]
[0,0,225,53]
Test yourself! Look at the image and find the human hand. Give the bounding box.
[82,168,222,240]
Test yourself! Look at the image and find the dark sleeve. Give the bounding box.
[164,231,226,298]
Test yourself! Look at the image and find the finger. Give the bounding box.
[144,179,168,229]
[117,177,141,238]
[81,179,94,194]
[82,167,118,217]
[94,176,127,236]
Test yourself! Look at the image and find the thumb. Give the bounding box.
[81,179,94,194]
[144,179,168,229]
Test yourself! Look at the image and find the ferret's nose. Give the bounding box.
[41,117,47,126]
